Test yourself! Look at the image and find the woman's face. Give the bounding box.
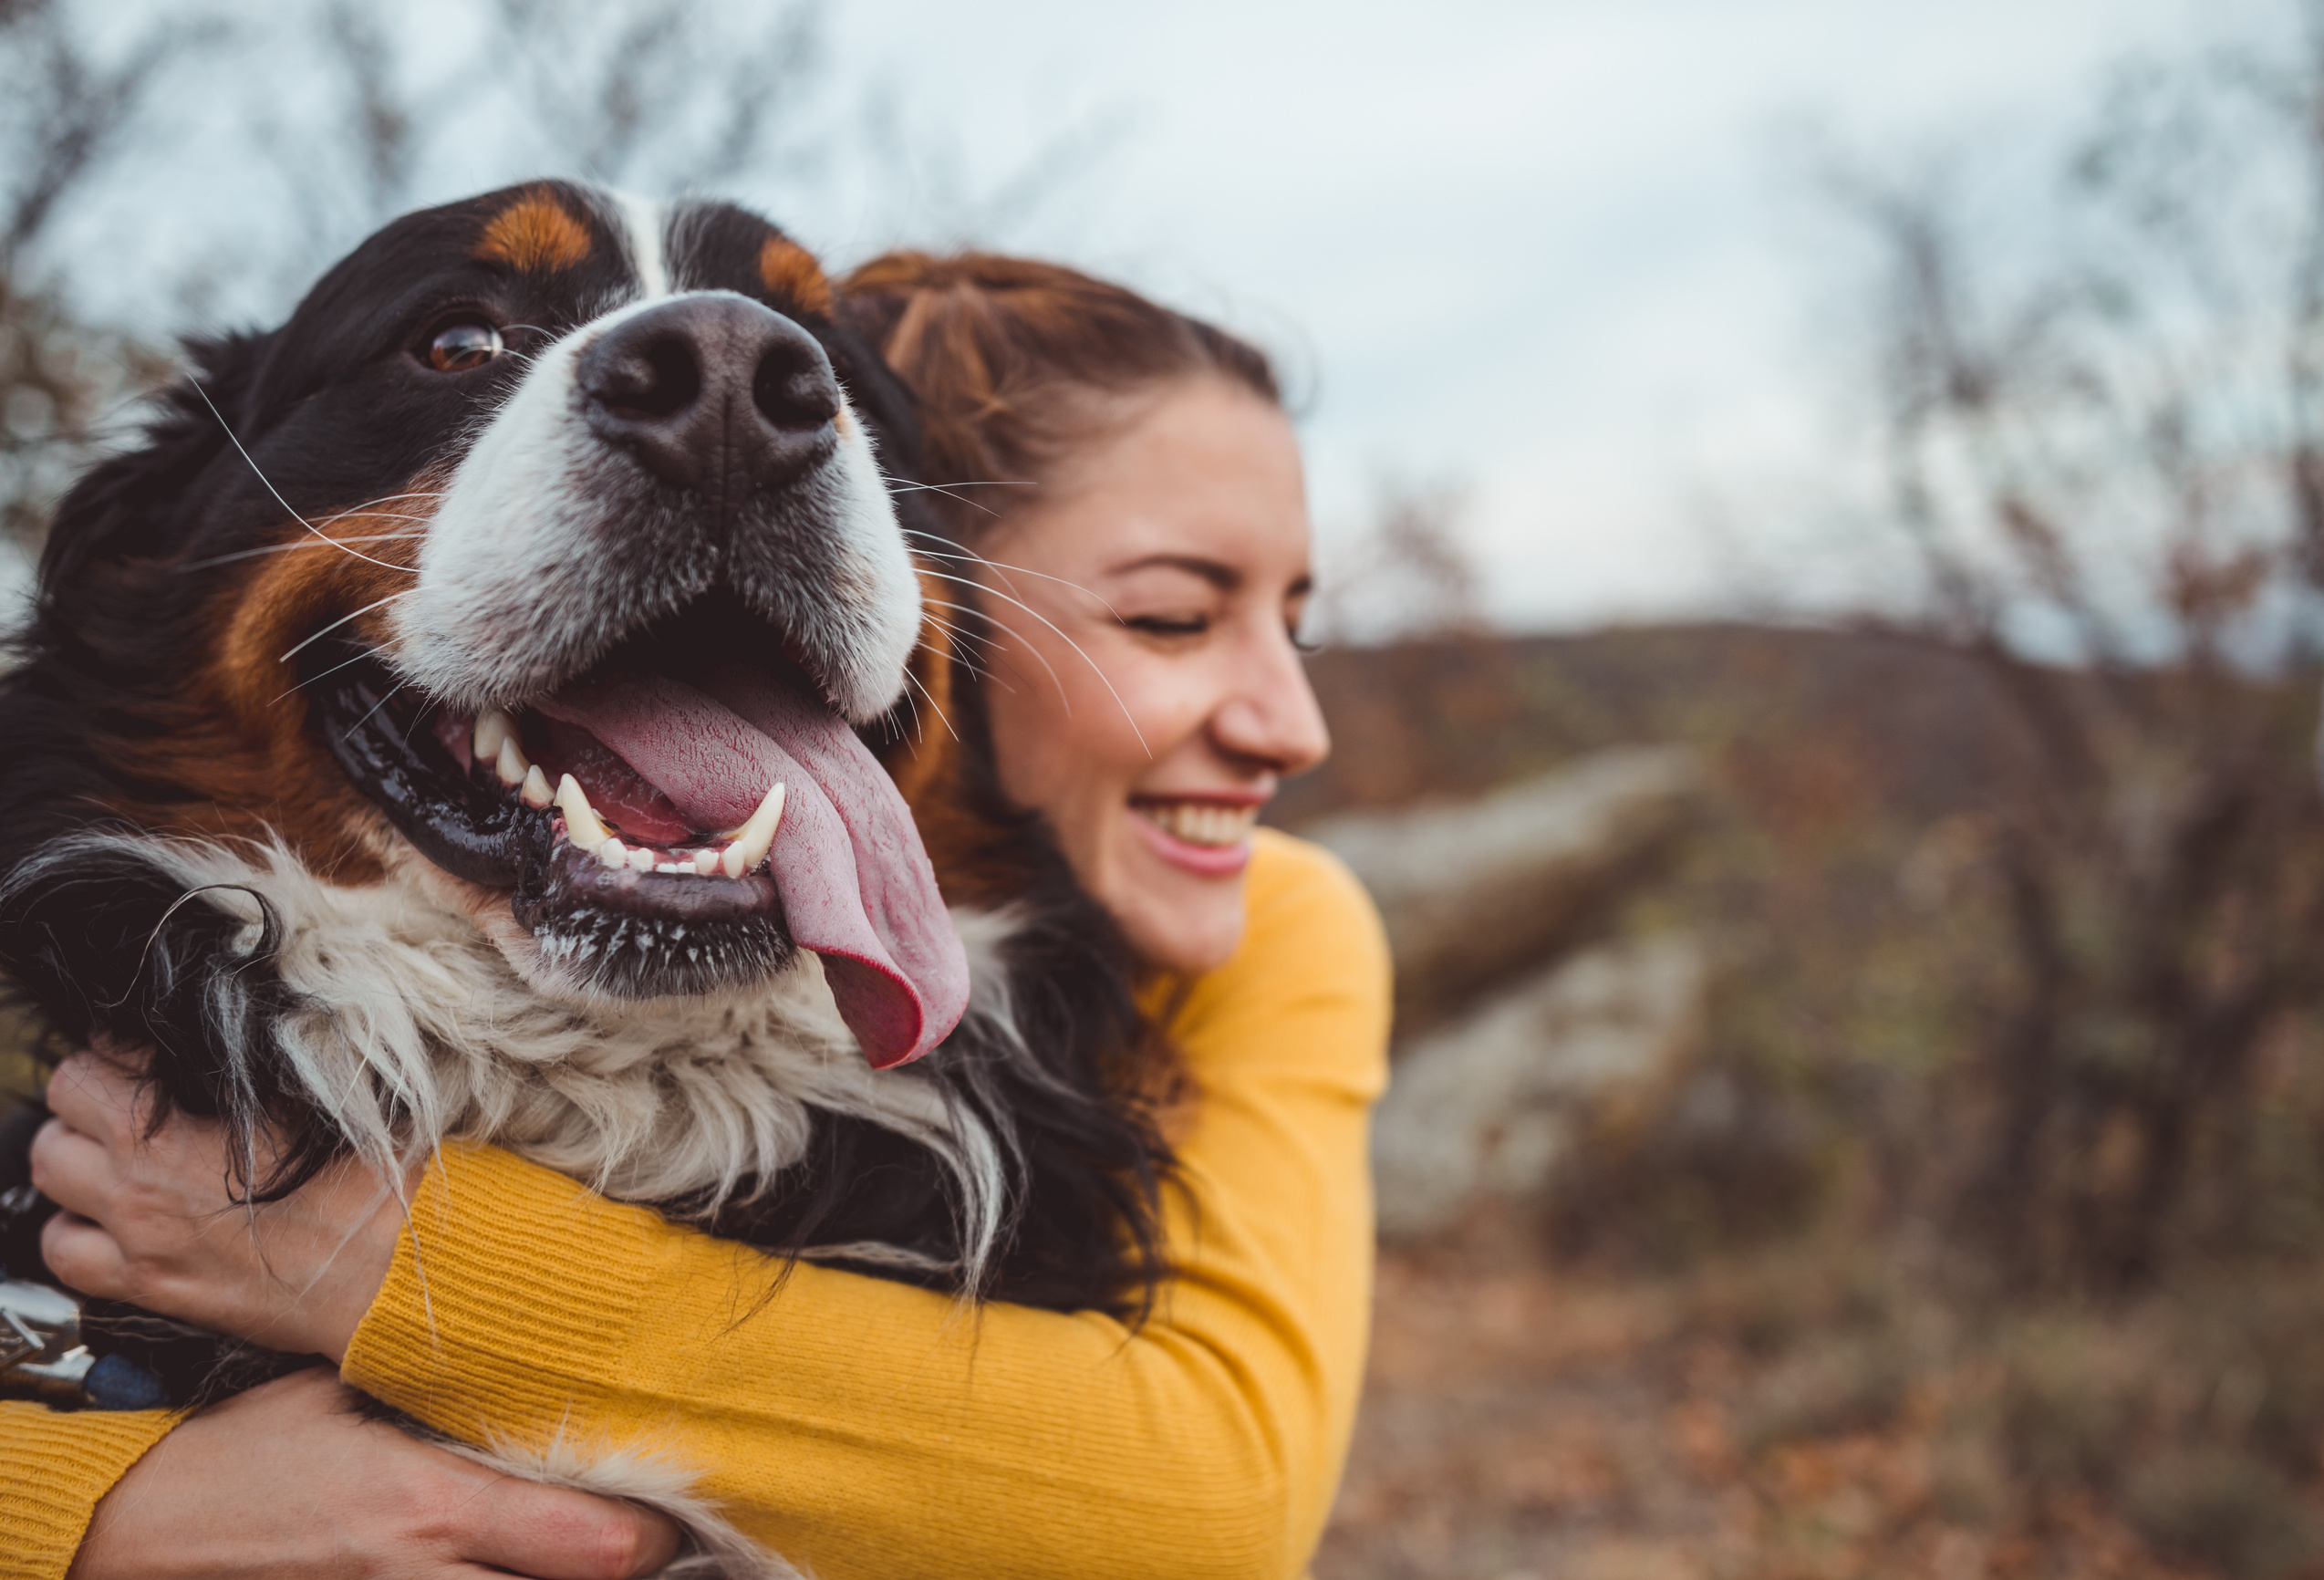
[969,376,1330,973]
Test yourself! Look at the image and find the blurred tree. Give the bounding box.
[1304,478,1522,807]
[0,0,207,548]
[0,0,1120,556]
[1316,474,1487,645]
[262,0,826,287]
[1822,2,2324,1287]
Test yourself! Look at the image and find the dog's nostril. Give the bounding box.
[753,340,840,434]
[597,334,701,421]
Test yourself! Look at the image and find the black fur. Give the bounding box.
[0,184,1172,1411]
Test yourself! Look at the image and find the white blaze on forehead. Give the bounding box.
[611,191,669,301]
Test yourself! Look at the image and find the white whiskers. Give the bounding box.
[899,666,957,743]
[880,473,1036,520]
[279,589,415,665]
[918,572,1150,757]
[188,379,426,576]
[904,527,1126,621]
[925,596,1067,711]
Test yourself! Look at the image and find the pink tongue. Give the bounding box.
[533,670,969,1068]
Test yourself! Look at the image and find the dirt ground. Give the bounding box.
[1316,1246,2210,1580]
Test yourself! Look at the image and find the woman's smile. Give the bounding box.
[1129,792,1269,875]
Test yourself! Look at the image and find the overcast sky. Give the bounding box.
[47,0,2296,631]
[778,0,2287,630]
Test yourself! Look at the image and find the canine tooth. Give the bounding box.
[473,707,516,765]
[598,837,628,868]
[555,774,609,848]
[628,845,657,873]
[494,736,530,787]
[521,764,554,808]
[724,782,787,877]
[720,843,748,881]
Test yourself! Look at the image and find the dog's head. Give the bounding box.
[27,182,969,1068]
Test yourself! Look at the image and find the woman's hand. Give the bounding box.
[30,1049,403,1361]
[69,1367,682,1580]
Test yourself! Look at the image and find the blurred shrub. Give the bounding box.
[2123,1448,2319,1580]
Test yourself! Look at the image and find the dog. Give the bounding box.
[0,182,1170,1571]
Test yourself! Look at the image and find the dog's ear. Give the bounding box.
[37,329,274,593]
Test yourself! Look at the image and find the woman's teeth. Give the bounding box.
[1137,799,1259,848]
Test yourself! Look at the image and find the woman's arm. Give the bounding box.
[344,832,1388,1580]
[12,831,1388,1580]
[1,1376,680,1580]
[0,1403,179,1578]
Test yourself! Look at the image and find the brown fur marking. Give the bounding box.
[758,236,835,318]
[477,192,593,274]
[99,481,441,883]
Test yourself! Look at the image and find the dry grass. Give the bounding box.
[1323,1225,2324,1579]
[1294,627,2324,1579]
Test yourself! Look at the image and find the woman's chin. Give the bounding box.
[1127,910,1248,975]
[1110,853,1250,976]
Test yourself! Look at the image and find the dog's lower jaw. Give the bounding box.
[386,842,799,1009]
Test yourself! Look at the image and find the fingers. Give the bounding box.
[41,1208,129,1298]
[26,1114,109,1211]
[42,1050,141,1144]
[462,1478,685,1580]
[32,1107,136,1298]
[31,1114,136,1299]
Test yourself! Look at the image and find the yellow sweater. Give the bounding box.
[0,830,1389,1578]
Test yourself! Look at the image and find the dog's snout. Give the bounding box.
[579,296,841,494]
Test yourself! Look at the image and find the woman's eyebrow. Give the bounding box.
[1107,553,1241,590]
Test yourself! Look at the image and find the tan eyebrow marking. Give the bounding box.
[758,234,835,318]
[476,191,593,273]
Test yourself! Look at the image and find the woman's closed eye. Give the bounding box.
[1123,612,1212,639]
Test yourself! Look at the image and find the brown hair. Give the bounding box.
[838,251,1280,538]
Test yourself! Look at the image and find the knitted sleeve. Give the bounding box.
[344,831,1389,1579]
[0,1404,181,1580]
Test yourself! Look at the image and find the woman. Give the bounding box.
[4,255,1388,1580]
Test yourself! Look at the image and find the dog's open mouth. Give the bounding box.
[308,595,960,1066]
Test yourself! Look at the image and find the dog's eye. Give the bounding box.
[426,320,503,373]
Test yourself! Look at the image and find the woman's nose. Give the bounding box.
[1209,629,1331,774]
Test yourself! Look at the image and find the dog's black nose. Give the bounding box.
[578,294,842,494]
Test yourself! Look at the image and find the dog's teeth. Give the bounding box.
[598,837,629,868]
[555,774,609,848]
[493,736,530,787]
[628,845,657,873]
[691,847,721,877]
[473,707,516,766]
[520,764,553,809]
[723,782,786,877]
